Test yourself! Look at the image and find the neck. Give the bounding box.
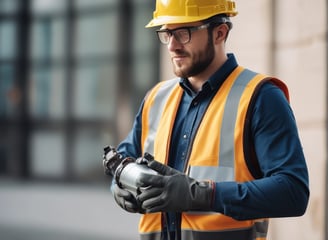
[188,54,227,92]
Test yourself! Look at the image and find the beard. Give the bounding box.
[172,34,215,78]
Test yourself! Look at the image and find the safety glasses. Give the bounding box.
[156,23,211,45]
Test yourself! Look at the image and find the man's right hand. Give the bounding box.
[112,183,142,213]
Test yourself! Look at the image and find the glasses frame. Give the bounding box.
[156,23,211,45]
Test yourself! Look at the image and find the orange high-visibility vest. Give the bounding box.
[139,66,289,240]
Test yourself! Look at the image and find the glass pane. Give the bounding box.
[131,57,157,112]
[0,0,19,14]
[74,64,116,119]
[131,0,154,4]
[75,0,117,9]
[30,18,65,60]
[74,129,114,180]
[0,21,16,59]
[133,57,156,91]
[132,2,157,53]
[29,67,65,118]
[0,65,17,117]
[75,13,118,57]
[30,130,65,178]
[131,1,159,111]
[31,0,67,14]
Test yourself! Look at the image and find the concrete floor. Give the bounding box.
[0,180,140,240]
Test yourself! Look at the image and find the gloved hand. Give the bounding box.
[137,160,215,213]
[112,182,143,213]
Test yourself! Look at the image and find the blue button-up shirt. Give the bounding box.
[167,54,233,172]
[117,53,309,233]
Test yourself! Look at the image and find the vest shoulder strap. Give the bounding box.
[243,77,289,179]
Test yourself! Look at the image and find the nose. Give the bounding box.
[167,34,183,52]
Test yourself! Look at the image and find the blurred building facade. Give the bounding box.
[0,0,158,182]
[230,1,327,239]
[0,0,327,239]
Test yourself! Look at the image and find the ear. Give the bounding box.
[213,24,229,43]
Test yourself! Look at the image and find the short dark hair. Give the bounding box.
[203,14,233,30]
[203,14,232,42]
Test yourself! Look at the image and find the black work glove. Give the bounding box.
[112,182,143,213]
[137,160,214,213]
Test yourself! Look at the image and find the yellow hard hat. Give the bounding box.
[146,0,238,28]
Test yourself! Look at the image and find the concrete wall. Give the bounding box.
[268,1,326,239]
[160,0,327,239]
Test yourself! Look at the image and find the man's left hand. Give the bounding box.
[137,160,214,213]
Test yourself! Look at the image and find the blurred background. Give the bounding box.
[0,0,327,239]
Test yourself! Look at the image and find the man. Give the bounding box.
[111,1,309,240]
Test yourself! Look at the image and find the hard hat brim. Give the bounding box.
[145,16,206,28]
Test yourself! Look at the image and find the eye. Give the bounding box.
[157,30,171,44]
[173,29,190,44]
[175,29,189,39]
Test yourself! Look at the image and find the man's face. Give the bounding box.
[163,22,215,78]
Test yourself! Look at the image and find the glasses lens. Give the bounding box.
[156,28,191,44]
[157,31,170,44]
[173,29,190,44]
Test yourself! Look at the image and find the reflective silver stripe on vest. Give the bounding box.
[143,78,180,155]
[189,165,233,182]
[189,69,257,182]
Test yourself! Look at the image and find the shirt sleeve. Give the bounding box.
[116,100,145,159]
[212,82,310,220]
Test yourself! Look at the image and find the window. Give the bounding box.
[0,0,158,181]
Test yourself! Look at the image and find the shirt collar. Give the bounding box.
[179,53,238,96]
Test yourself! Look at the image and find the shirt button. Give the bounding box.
[183,134,187,139]
[193,101,198,106]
